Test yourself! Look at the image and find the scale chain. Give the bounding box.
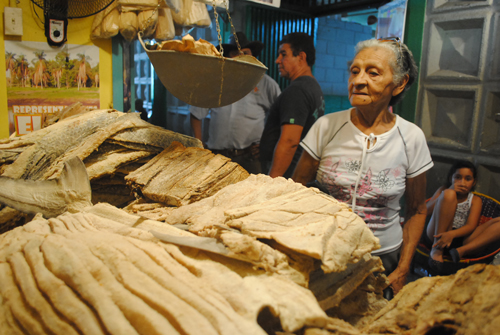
[140,0,162,35]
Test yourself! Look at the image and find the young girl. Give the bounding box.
[426,161,482,271]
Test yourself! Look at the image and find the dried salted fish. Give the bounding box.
[42,112,149,180]
[43,102,93,128]
[109,125,202,151]
[85,149,153,181]
[0,157,91,218]
[0,148,23,164]
[126,142,249,207]
[166,174,380,274]
[362,264,500,335]
[0,207,334,334]
[1,109,124,180]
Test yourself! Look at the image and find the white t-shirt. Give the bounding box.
[301,109,434,255]
[190,74,280,150]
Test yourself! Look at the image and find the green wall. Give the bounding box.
[393,0,427,122]
[324,95,351,115]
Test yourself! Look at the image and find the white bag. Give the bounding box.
[138,10,158,38]
[187,2,211,28]
[101,4,120,38]
[119,11,138,41]
[155,7,175,40]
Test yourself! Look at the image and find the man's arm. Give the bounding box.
[269,124,303,178]
[190,114,203,142]
[388,173,427,294]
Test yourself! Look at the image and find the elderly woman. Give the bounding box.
[293,38,433,294]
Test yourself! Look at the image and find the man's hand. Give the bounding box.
[250,143,260,159]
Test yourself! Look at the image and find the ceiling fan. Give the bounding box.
[30,0,114,47]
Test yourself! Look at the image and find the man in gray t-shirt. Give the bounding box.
[190,32,280,174]
[260,32,325,178]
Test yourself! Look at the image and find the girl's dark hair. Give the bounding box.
[445,160,477,188]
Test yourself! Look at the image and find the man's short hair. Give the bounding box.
[280,32,316,67]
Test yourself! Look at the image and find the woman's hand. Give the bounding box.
[393,174,427,294]
[387,267,408,295]
[433,231,455,249]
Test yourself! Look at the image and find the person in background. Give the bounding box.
[425,161,482,272]
[135,99,149,122]
[190,32,281,174]
[449,216,500,263]
[293,38,433,295]
[259,32,325,178]
[427,160,500,266]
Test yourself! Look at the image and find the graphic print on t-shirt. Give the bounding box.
[351,168,373,197]
[319,153,403,223]
[345,159,361,173]
[375,169,395,191]
[318,158,344,199]
[367,194,397,209]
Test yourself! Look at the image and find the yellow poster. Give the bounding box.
[4,41,100,136]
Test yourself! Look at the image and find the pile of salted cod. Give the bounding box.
[0,104,247,232]
[1,105,500,334]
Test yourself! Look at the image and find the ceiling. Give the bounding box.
[279,0,391,17]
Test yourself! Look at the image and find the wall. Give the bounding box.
[315,16,373,114]
[0,1,113,139]
[415,0,500,201]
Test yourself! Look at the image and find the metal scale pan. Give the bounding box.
[139,33,268,108]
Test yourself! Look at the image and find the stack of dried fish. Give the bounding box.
[0,204,336,335]
[363,263,500,335]
[163,174,389,324]
[0,108,203,231]
[165,174,380,274]
[126,141,249,207]
[42,102,94,128]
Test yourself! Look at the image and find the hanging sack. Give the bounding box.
[119,11,139,41]
[138,10,158,38]
[170,0,192,26]
[101,0,120,38]
[91,11,104,39]
[187,2,210,28]
[155,7,175,40]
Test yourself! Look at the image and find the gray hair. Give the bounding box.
[352,38,418,106]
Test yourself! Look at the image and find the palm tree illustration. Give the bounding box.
[33,50,48,89]
[77,53,92,90]
[16,55,29,88]
[5,51,16,87]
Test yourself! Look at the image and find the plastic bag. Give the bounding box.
[170,0,192,25]
[91,11,104,39]
[187,2,210,28]
[101,1,120,38]
[138,10,158,38]
[119,11,138,41]
[155,7,175,41]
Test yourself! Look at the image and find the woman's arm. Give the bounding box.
[426,186,445,216]
[292,150,319,186]
[388,173,427,294]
